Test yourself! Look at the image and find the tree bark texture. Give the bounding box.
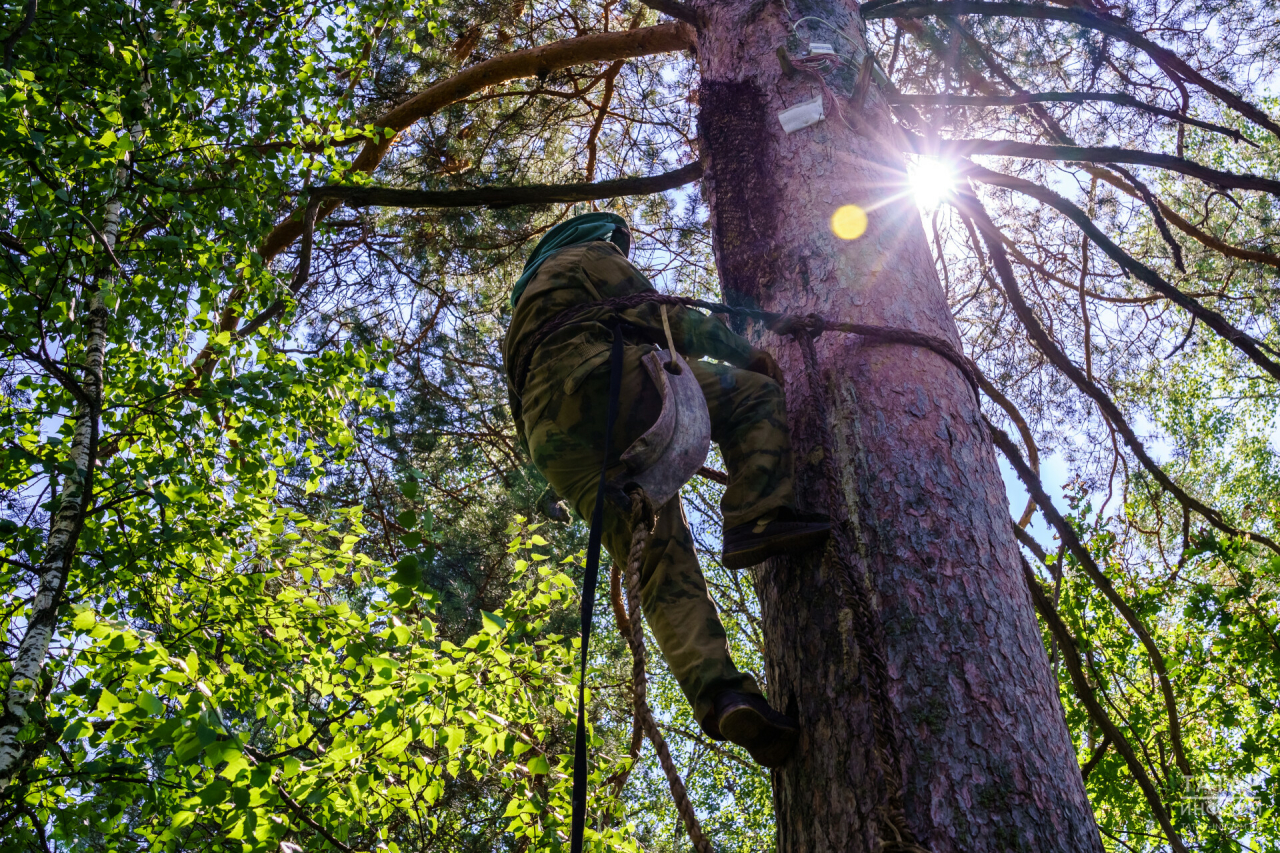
[0,248,110,791]
[691,2,1104,850]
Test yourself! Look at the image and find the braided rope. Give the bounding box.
[614,491,713,853]
[604,562,643,794]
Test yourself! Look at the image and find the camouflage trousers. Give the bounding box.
[524,345,796,726]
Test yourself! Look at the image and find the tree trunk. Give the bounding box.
[692,2,1105,850]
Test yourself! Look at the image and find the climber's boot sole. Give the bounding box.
[713,691,800,768]
[722,509,831,570]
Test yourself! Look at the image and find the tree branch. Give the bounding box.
[973,367,1039,527]
[1081,734,1112,782]
[1107,164,1184,272]
[956,189,1279,552]
[935,137,1280,198]
[638,0,703,27]
[862,0,1280,138]
[191,22,697,377]
[961,161,1280,384]
[2,0,36,71]
[931,20,1280,271]
[1015,550,1188,853]
[887,91,1257,147]
[255,22,695,263]
[307,161,703,210]
[275,780,353,852]
[990,419,1193,780]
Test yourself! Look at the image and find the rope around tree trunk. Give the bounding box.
[510,291,980,405]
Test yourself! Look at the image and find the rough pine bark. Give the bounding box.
[691,1,1105,850]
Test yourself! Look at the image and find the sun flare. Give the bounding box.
[830,204,868,240]
[907,157,957,210]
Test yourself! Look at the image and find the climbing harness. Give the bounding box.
[553,292,964,853]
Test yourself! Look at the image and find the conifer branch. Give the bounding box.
[954,188,1280,554]
[307,162,703,210]
[197,22,695,372]
[961,161,1280,384]
[934,137,1280,198]
[638,0,702,27]
[862,0,1280,138]
[886,92,1256,147]
[255,22,695,263]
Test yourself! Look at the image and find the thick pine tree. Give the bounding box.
[4,0,1280,849]
[692,1,1097,848]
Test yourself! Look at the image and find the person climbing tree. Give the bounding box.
[501,211,830,767]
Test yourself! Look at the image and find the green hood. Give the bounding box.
[510,212,630,308]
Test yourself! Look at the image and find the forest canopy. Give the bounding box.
[0,0,1278,851]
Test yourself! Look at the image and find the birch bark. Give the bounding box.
[691,1,1104,849]
[0,127,129,793]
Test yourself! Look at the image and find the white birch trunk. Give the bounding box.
[0,139,129,793]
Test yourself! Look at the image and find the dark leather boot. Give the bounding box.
[704,690,800,768]
[721,507,831,570]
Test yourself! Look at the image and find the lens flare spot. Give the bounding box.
[830,204,868,240]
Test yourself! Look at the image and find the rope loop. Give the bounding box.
[613,488,712,853]
[764,310,824,338]
[511,292,978,406]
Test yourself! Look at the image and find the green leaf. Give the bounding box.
[71,606,95,631]
[136,692,164,716]
[443,726,465,754]
[393,554,420,588]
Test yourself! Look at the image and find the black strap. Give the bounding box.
[570,324,624,853]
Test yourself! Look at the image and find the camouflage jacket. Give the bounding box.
[502,240,757,453]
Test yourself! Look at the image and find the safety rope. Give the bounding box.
[615,490,713,853]
[568,326,623,853]
[544,291,966,853]
[510,291,979,405]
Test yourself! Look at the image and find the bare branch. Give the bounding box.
[862,0,1280,138]
[1014,547,1188,853]
[955,188,1280,552]
[989,421,1195,785]
[308,162,703,210]
[962,161,1280,384]
[972,367,1039,527]
[936,137,1280,198]
[887,91,1257,147]
[1081,734,1112,782]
